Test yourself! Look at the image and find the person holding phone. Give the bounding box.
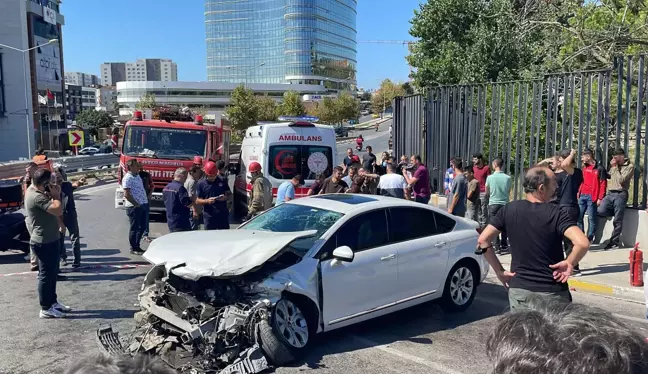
[196,161,231,230]
[25,168,72,318]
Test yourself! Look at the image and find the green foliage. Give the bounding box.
[135,93,157,109]
[225,85,259,131]
[75,110,114,137]
[372,79,406,113]
[279,90,305,116]
[257,95,278,121]
[360,91,372,102]
[316,93,360,125]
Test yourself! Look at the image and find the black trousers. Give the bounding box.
[32,240,60,310]
[488,204,508,249]
[597,191,628,246]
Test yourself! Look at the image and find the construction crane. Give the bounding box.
[358,40,417,75]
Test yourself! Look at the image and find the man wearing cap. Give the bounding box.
[598,148,634,250]
[247,161,272,219]
[196,161,231,230]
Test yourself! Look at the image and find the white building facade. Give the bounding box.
[101,59,178,86]
[116,81,326,116]
[64,71,100,87]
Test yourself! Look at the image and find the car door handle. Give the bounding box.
[380,254,396,261]
[434,242,447,248]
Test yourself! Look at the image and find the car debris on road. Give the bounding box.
[97,229,318,374]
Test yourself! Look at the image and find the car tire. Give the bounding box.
[440,261,478,313]
[259,298,311,365]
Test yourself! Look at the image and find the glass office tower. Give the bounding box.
[205,0,357,91]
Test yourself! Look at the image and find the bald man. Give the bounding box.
[477,166,590,310]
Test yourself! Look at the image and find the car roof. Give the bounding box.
[286,194,444,215]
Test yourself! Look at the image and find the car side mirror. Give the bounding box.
[332,246,354,262]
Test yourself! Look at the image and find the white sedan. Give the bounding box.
[104,194,488,373]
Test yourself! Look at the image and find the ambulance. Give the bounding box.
[233,116,337,218]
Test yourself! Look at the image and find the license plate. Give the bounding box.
[151,195,163,201]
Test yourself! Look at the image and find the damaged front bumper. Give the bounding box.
[97,267,278,374]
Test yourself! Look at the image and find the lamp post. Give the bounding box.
[226,62,266,88]
[0,38,58,158]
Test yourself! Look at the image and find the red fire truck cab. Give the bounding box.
[115,110,231,213]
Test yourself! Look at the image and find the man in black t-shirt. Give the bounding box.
[477,166,590,310]
[319,166,348,194]
[362,146,376,174]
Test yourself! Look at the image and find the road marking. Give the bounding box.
[0,263,150,278]
[350,334,465,374]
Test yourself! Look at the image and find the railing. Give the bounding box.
[0,154,120,180]
[394,55,648,207]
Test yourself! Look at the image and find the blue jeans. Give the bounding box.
[141,203,150,237]
[126,206,146,250]
[578,194,597,239]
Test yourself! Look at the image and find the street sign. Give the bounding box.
[68,130,84,147]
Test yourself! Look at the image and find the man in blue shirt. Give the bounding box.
[163,168,193,232]
[276,174,303,204]
[196,161,231,230]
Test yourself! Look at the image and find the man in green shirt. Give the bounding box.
[598,148,634,250]
[485,157,512,254]
[25,168,72,318]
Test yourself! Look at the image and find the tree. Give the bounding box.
[316,97,339,125]
[336,92,360,123]
[75,109,114,137]
[360,91,372,102]
[257,95,278,121]
[224,85,259,131]
[371,79,406,113]
[278,90,305,116]
[402,82,415,95]
[135,92,157,109]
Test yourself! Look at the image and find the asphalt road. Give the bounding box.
[3,120,647,374]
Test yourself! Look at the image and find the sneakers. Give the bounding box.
[604,243,620,250]
[130,248,145,255]
[53,302,72,312]
[30,264,39,272]
[60,258,69,267]
[39,307,66,319]
[72,262,81,269]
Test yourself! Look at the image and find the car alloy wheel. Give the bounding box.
[274,299,309,349]
[449,266,474,306]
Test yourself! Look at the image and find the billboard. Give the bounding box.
[34,35,62,91]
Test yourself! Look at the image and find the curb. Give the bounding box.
[567,278,645,303]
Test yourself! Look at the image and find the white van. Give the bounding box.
[233,120,337,216]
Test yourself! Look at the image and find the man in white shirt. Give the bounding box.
[122,159,149,254]
[377,163,409,199]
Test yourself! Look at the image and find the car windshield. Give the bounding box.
[239,203,343,253]
[123,126,207,160]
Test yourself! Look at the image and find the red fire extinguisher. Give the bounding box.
[629,242,644,287]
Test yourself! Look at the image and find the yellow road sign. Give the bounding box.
[68,130,84,147]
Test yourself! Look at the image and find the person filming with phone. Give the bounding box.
[25,168,72,318]
[196,161,231,230]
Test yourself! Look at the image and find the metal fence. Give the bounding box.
[0,154,119,180]
[394,55,648,207]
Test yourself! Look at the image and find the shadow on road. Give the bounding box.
[74,256,133,264]
[64,309,136,320]
[60,273,142,282]
[295,282,506,370]
[0,251,29,265]
[81,248,121,256]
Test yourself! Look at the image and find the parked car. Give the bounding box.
[334,126,349,137]
[97,194,488,374]
[361,110,369,116]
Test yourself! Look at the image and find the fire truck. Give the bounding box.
[115,109,231,212]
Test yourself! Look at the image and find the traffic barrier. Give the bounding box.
[0,154,119,180]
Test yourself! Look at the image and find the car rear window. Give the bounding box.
[268,145,333,180]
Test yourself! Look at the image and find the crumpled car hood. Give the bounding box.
[143,229,317,280]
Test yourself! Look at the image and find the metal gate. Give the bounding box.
[394,56,648,207]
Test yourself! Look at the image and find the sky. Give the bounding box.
[61,0,422,90]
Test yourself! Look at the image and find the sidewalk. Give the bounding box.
[428,194,647,303]
[496,247,646,303]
